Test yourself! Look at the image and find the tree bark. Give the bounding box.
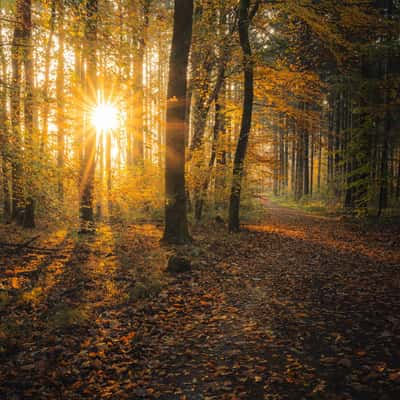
[130,0,150,169]
[10,0,24,221]
[41,0,56,156]
[21,0,35,228]
[80,0,98,232]
[106,131,112,216]
[56,0,65,202]
[228,0,254,232]
[162,0,193,244]
[317,123,322,192]
[0,25,11,221]
[295,120,304,201]
[194,92,223,221]
[273,118,279,196]
[214,82,227,210]
[310,130,314,197]
[303,105,309,197]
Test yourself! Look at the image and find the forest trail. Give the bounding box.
[1,208,400,400]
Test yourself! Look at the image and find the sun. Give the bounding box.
[91,103,118,132]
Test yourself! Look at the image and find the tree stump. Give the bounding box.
[166,255,191,274]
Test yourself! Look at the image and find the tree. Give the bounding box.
[56,0,65,202]
[228,0,256,232]
[10,0,24,223]
[162,0,193,244]
[0,24,11,221]
[22,0,35,229]
[40,0,56,156]
[129,0,151,170]
[80,0,98,232]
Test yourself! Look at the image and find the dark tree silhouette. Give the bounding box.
[228,0,256,232]
[162,0,194,244]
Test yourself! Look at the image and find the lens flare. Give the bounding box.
[91,103,118,132]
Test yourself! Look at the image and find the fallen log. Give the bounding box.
[0,235,41,252]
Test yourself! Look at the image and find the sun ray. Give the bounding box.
[91,103,118,132]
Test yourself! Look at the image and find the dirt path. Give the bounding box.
[1,209,400,399]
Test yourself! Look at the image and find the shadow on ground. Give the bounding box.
[0,213,399,400]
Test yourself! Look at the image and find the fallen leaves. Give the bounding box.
[1,213,400,399]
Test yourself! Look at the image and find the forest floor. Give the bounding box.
[0,204,400,400]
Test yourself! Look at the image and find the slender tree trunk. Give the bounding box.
[80,0,98,232]
[97,132,103,219]
[228,0,255,232]
[303,105,309,197]
[310,130,314,197]
[56,0,65,202]
[378,117,390,216]
[327,108,334,190]
[195,92,223,221]
[22,0,35,228]
[273,119,279,196]
[131,0,150,169]
[284,118,289,192]
[317,125,322,192]
[41,0,56,156]
[10,0,24,221]
[344,93,354,209]
[214,83,227,210]
[74,43,84,190]
[106,131,112,216]
[396,151,400,200]
[290,120,296,195]
[189,67,212,153]
[279,118,285,194]
[162,0,193,244]
[378,7,393,217]
[295,120,304,201]
[334,95,342,198]
[157,34,164,172]
[0,27,11,221]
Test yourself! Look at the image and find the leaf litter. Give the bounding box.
[0,209,399,399]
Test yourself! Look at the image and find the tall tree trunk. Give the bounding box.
[194,92,223,221]
[10,0,24,221]
[396,150,400,200]
[214,82,227,210]
[317,123,322,192]
[334,95,342,198]
[0,26,11,221]
[310,130,314,197]
[41,0,56,156]
[344,93,355,209]
[378,2,393,216]
[290,120,296,194]
[378,115,390,216]
[295,121,304,201]
[327,108,334,190]
[303,105,309,197]
[21,0,35,228]
[283,118,289,192]
[56,0,65,202]
[162,0,193,244]
[106,131,112,216]
[132,49,144,167]
[273,119,279,196]
[74,43,84,188]
[131,0,150,169]
[80,0,98,232]
[228,0,255,232]
[157,34,164,172]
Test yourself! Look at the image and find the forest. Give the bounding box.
[0,0,399,399]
